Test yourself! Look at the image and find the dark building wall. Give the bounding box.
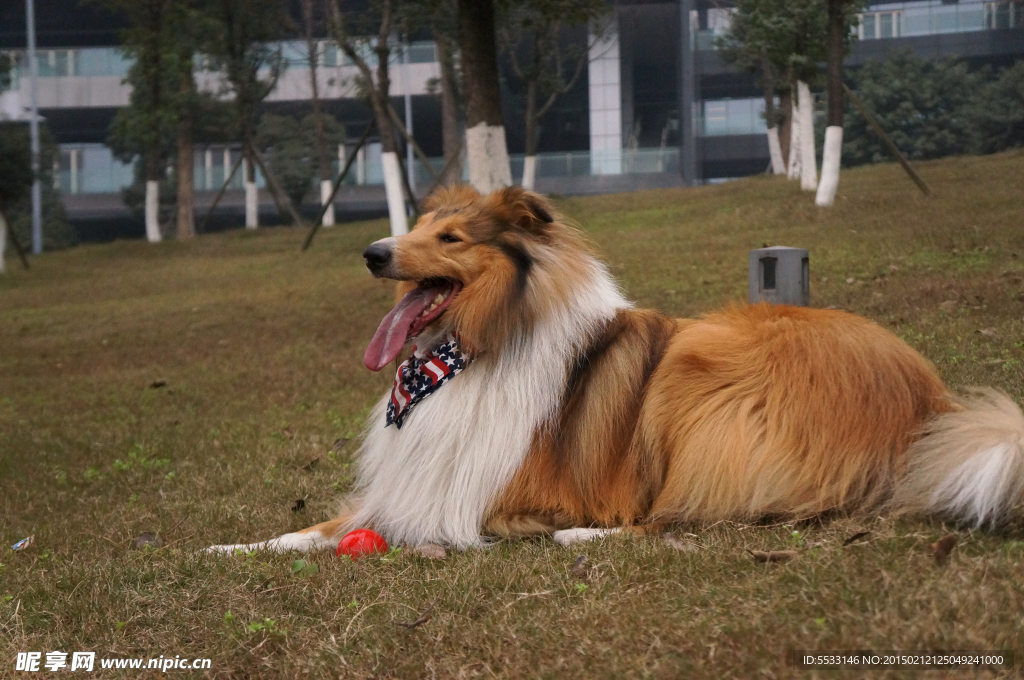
[619,2,680,148]
[0,1,127,49]
[498,25,592,155]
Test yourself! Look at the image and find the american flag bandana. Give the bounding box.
[386,333,470,428]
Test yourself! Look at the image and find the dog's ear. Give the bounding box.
[492,186,555,234]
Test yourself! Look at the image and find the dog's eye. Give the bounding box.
[439,233,462,244]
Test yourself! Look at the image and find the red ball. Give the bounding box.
[336,529,388,559]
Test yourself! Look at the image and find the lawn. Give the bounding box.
[2,151,1023,678]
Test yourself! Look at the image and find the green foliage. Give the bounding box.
[718,0,863,84]
[966,61,1024,156]
[0,124,75,250]
[0,53,14,91]
[717,0,864,117]
[102,0,204,172]
[200,0,290,143]
[0,124,32,210]
[255,113,345,208]
[497,0,610,154]
[843,51,1024,167]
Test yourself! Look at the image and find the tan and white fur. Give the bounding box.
[208,186,1024,553]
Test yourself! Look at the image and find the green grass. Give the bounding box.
[2,151,1024,678]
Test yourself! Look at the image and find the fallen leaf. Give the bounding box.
[663,533,700,553]
[301,457,320,471]
[291,499,305,512]
[931,534,957,564]
[413,543,446,560]
[132,532,163,550]
[846,277,855,285]
[571,554,588,576]
[747,549,797,563]
[842,531,871,547]
[332,438,350,453]
[977,327,997,337]
[148,379,168,389]
[939,300,958,311]
[889,264,899,273]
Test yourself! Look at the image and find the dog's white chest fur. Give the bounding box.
[353,262,627,548]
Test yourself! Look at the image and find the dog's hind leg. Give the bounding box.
[483,514,566,539]
[206,515,356,555]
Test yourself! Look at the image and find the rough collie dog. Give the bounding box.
[209,185,1024,553]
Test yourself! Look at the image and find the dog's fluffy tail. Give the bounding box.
[892,388,1024,528]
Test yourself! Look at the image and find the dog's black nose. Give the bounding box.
[363,242,392,272]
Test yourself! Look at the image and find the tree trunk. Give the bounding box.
[816,0,846,207]
[176,64,196,239]
[458,0,511,193]
[786,86,800,180]
[761,56,784,175]
[244,146,258,229]
[303,0,334,226]
[0,207,7,274]
[145,178,161,242]
[369,19,407,235]
[522,80,538,190]
[797,80,817,191]
[779,86,793,166]
[144,0,163,243]
[145,107,162,242]
[435,32,462,186]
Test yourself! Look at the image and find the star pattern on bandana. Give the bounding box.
[386,333,470,429]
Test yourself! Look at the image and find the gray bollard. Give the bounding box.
[749,246,809,306]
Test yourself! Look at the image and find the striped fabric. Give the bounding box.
[386,333,470,429]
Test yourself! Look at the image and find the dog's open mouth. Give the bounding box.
[364,278,462,371]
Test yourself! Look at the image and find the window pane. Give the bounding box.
[862,13,876,38]
[880,12,893,38]
[958,4,985,31]
[78,48,109,76]
[932,6,958,33]
[902,6,930,35]
[38,51,56,77]
[703,101,727,136]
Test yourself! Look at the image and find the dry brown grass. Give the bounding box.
[2,151,1024,678]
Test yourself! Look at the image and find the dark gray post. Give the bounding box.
[679,0,697,185]
[749,246,810,306]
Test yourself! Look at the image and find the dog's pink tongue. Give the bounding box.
[364,286,436,372]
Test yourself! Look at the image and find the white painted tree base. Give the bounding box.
[466,122,512,194]
[320,179,335,226]
[798,81,818,192]
[145,180,162,243]
[767,127,785,175]
[245,181,258,229]
[381,151,408,237]
[815,126,844,207]
[521,155,537,190]
[787,99,801,180]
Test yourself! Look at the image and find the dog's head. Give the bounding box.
[361,185,568,371]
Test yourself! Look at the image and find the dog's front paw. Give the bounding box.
[552,527,621,546]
